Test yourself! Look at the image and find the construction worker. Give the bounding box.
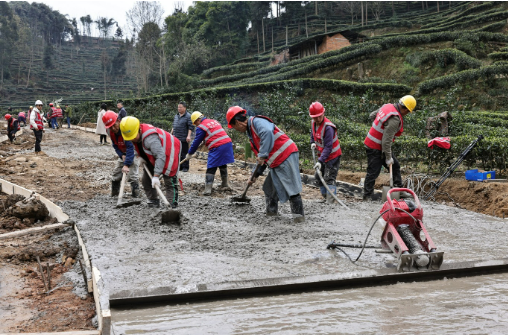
[102,111,140,198]
[309,101,342,204]
[227,106,304,223]
[55,105,63,128]
[120,116,181,208]
[18,109,28,127]
[171,101,194,172]
[96,103,108,145]
[30,100,44,154]
[187,111,234,195]
[117,101,127,121]
[363,95,417,201]
[5,114,20,144]
[63,104,72,128]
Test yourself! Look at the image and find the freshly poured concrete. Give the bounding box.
[61,193,508,299]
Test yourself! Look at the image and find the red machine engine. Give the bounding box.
[380,188,444,271]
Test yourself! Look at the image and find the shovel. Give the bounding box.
[382,164,400,202]
[115,172,142,208]
[142,164,181,224]
[231,164,262,204]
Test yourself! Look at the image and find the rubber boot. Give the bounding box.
[289,194,305,223]
[203,174,214,196]
[319,186,327,203]
[111,180,121,197]
[265,196,278,216]
[147,199,160,208]
[220,169,229,188]
[131,181,140,198]
[326,185,337,204]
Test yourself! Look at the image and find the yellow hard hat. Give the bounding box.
[191,111,203,124]
[57,105,60,108]
[120,116,140,141]
[30,106,33,109]
[399,95,416,113]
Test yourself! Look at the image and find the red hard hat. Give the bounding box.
[309,101,325,117]
[102,111,118,129]
[4,114,11,120]
[226,106,247,129]
[49,103,54,107]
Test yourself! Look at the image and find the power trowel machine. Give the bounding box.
[380,188,444,271]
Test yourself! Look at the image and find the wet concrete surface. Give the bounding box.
[111,273,508,334]
[61,192,508,299]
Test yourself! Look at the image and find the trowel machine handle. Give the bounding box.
[387,188,421,212]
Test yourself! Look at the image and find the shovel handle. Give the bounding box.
[142,164,170,206]
[116,172,127,206]
[389,163,393,188]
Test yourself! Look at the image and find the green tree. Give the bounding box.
[0,2,19,85]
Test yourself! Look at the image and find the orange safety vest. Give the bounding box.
[30,110,44,130]
[311,117,342,162]
[248,116,298,168]
[364,104,404,151]
[134,124,181,177]
[106,128,127,153]
[197,118,231,149]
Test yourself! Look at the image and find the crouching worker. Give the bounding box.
[227,106,305,223]
[187,111,235,195]
[102,111,140,198]
[120,116,181,208]
[309,102,342,204]
[5,114,20,144]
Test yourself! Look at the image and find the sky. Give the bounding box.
[37,1,194,38]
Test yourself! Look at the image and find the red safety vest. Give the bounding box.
[197,118,232,150]
[51,107,62,118]
[30,109,44,130]
[106,128,127,153]
[428,137,451,150]
[364,104,404,151]
[8,118,20,132]
[248,116,298,168]
[134,124,181,177]
[311,117,342,162]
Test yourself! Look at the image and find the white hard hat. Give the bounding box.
[35,100,43,105]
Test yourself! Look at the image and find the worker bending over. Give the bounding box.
[363,95,416,201]
[187,111,234,195]
[227,106,305,223]
[309,101,342,204]
[5,114,20,144]
[18,110,27,127]
[102,111,140,198]
[120,116,181,208]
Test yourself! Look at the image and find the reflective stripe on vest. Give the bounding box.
[30,110,43,130]
[197,118,232,150]
[106,128,127,153]
[8,119,20,132]
[50,107,62,118]
[249,116,298,168]
[311,117,342,162]
[364,104,404,151]
[138,124,181,177]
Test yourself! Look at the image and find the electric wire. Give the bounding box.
[328,207,419,265]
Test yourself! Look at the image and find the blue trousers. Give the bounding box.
[66,117,70,128]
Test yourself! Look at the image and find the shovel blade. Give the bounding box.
[161,209,181,224]
[230,196,251,204]
[115,200,142,209]
[382,186,400,202]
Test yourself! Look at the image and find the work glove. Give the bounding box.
[185,153,195,160]
[311,143,316,150]
[314,162,322,170]
[256,156,266,166]
[151,176,161,188]
[122,165,130,174]
[386,157,394,166]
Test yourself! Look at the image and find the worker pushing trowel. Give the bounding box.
[120,116,182,223]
